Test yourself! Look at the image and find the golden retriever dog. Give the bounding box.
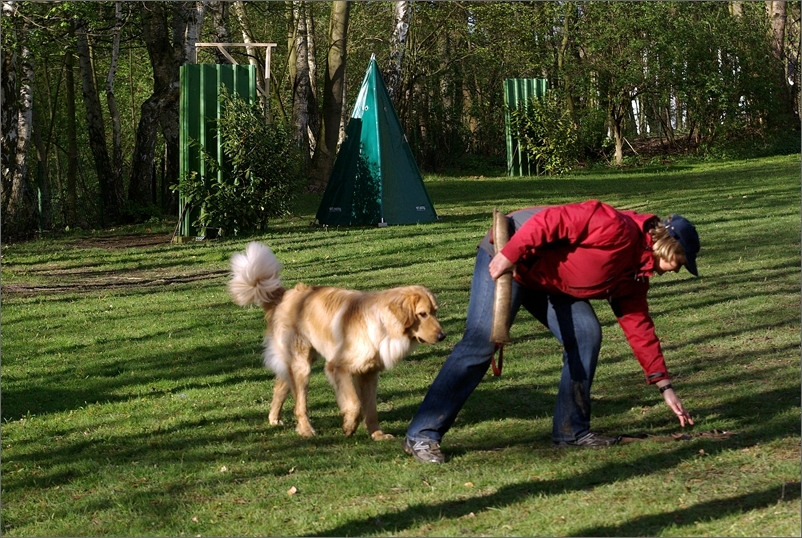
[229,241,445,440]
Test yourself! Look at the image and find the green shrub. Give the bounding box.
[508,91,580,175]
[175,90,303,236]
[577,105,610,160]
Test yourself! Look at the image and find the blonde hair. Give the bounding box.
[650,222,686,263]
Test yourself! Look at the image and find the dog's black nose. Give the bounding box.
[437,331,446,342]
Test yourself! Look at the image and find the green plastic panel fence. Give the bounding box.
[503,78,548,177]
[178,64,257,238]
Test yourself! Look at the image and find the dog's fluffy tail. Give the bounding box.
[229,242,285,311]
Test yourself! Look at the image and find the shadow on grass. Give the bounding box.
[310,449,799,537]
[577,483,800,536]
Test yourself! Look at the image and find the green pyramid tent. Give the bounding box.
[315,55,437,226]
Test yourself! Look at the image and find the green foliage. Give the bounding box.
[576,105,610,160]
[175,91,303,237]
[508,92,579,175]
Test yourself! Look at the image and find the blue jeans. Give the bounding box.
[406,248,602,444]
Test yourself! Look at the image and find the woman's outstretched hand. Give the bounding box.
[662,387,694,427]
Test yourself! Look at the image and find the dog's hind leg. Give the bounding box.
[324,362,362,437]
[268,377,290,426]
[355,370,393,441]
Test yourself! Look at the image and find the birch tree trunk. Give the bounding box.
[232,1,265,108]
[75,17,121,225]
[184,0,205,64]
[1,1,18,219]
[7,38,37,237]
[305,5,319,154]
[305,6,317,99]
[309,0,349,191]
[387,0,410,103]
[32,101,52,231]
[286,1,297,88]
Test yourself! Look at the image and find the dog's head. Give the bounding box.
[389,286,446,345]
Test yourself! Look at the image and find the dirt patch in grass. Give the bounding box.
[2,232,227,297]
[2,269,228,297]
[67,233,175,250]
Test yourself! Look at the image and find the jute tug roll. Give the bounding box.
[490,208,513,347]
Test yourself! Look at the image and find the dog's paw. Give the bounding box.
[370,431,395,441]
[296,425,316,438]
[342,418,361,437]
[268,416,284,426]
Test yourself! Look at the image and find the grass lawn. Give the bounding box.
[1,154,800,536]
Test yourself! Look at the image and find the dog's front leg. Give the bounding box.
[355,370,393,441]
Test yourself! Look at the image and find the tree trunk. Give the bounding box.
[208,1,232,64]
[75,17,120,225]
[106,1,124,204]
[64,45,79,226]
[40,52,62,228]
[766,1,794,117]
[797,2,802,121]
[557,3,578,125]
[129,4,168,208]
[171,3,203,213]
[130,95,161,207]
[387,0,410,103]
[291,1,312,172]
[767,0,786,63]
[309,0,349,191]
[130,2,195,215]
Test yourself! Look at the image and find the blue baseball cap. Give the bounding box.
[664,214,700,276]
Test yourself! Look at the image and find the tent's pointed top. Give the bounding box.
[370,52,376,61]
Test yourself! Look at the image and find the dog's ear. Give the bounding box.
[423,288,438,311]
[388,292,417,329]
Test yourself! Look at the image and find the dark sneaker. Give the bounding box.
[403,437,445,463]
[553,432,620,448]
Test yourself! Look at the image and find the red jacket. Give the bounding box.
[498,200,669,384]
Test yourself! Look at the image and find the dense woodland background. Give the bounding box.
[2,1,800,240]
